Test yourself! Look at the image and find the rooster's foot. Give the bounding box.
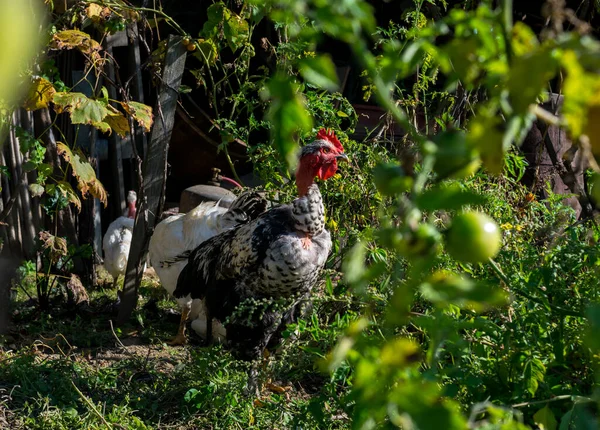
[168,333,187,346]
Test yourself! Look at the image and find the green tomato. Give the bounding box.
[432,130,481,179]
[445,212,501,263]
[397,223,441,259]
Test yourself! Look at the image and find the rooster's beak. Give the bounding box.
[336,153,349,162]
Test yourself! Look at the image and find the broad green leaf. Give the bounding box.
[223,11,249,52]
[262,74,312,170]
[121,101,153,132]
[419,271,508,312]
[373,162,413,196]
[56,142,107,207]
[298,54,339,92]
[193,39,219,66]
[534,405,558,430]
[511,22,539,57]
[522,355,545,396]
[585,303,600,351]
[467,112,505,175]
[22,77,56,111]
[389,381,468,430]
[53,92,109,125]
[507,46,558,114]
[415,183,488,211]
[29,183,44,197]
[202,3,226,38]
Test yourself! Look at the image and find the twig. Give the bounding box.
[512,394,593,408]
[108,319,129,352]
[70,379,123,429]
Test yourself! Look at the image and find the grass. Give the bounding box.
[0,267,353,429]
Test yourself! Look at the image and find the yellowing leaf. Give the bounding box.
[38,230,67,263]
[193,39,219,66]
[86,3,104,20]
[533,405,557,430]
[562,50,600,139]
[507,46,558,114]
[511,22,539,57]
[103,112,130,136]
[467,113,505,175]
[121,101,153,132]
[0,1,44,105]
[57,180,82,212]
[50,30,103,64]
[23,77,56,111]
[380,338,420,367]
[53,92,109,125]
[56,142,107,207]
[91,121,111,135]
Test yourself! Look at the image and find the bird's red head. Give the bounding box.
[296,129,348,196]
[126,190,137,219]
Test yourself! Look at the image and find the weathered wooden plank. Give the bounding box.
[104,42,126,220]
[118,35,187,324]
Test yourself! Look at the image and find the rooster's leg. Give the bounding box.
[169,305,190,346]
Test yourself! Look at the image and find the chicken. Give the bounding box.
[102,190,137,286]
[173,129,347,391]
[148,191,267,345]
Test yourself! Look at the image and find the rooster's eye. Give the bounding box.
[322,147,330,154]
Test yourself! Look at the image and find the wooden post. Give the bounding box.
[117,35,186,324]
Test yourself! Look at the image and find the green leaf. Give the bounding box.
[298,54,339,92]
[507,46,558,114]
[521,355,546,397]
[419,271,508,312]
[467,111,505,175]
[534,405,558,430]
[373,162,413,196]
[193,38,219,66]
[52,92,109,125]
[223,11,249,52]
[262,74,312,170]
[416,183,488,211]
[56,142,107,208]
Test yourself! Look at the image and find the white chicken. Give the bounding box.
[148,191,266,345]
[102,190,137,286]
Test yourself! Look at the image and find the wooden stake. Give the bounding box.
[118,35,187,324]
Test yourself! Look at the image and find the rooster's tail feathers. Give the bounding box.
[222,191,267,227]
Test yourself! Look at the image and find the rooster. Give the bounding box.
[102,190,137,286]
[173,129,347,391]
[149,191,267,345]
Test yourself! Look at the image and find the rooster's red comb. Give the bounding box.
[316,128,344,152]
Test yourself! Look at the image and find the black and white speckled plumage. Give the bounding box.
[174,183,331,361]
